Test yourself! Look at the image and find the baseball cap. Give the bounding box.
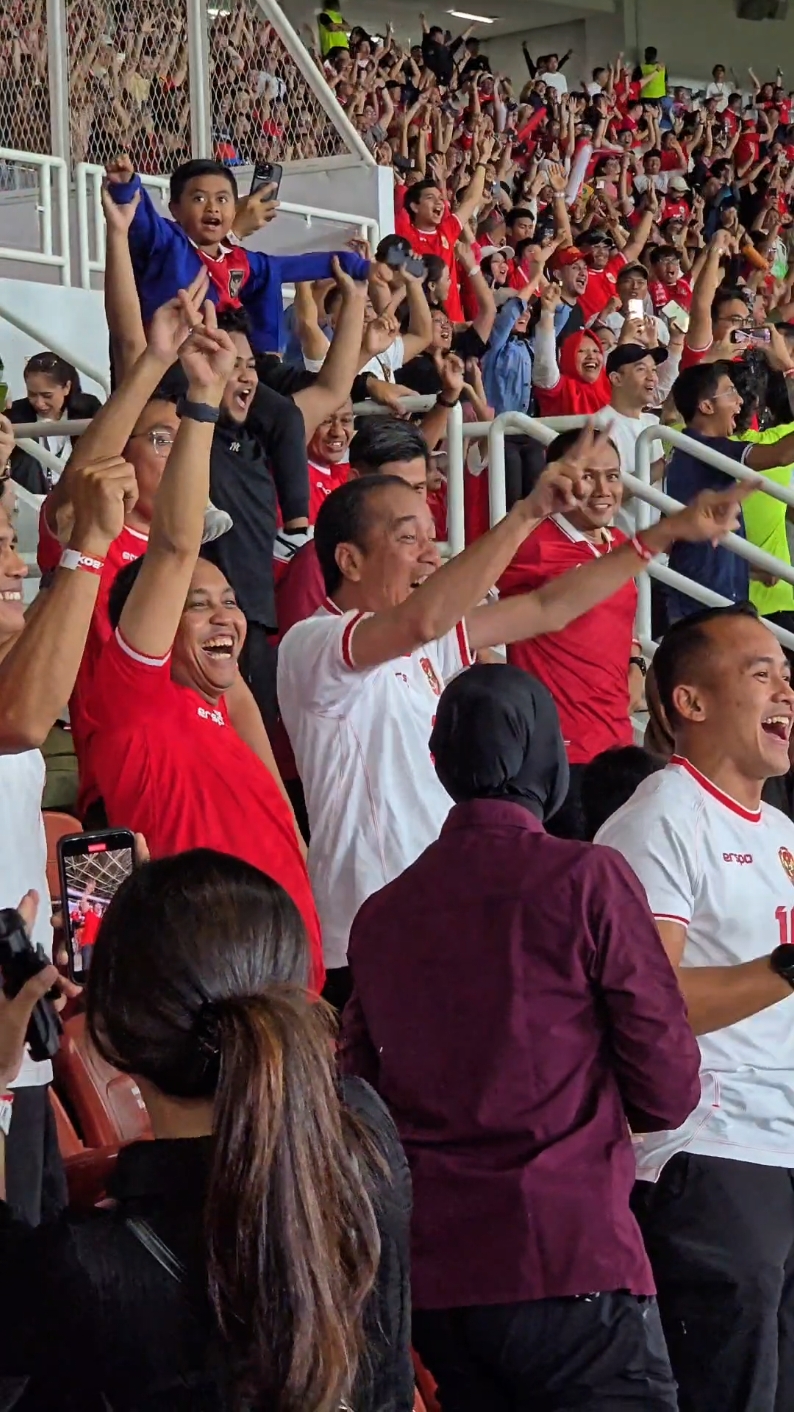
[549,245,587,271]
[606,343,668,375]
[667,174,691,193]
[480,244,515,261]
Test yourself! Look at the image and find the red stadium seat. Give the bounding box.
[42,810,82,901]
[50,1086,84,1158]
[412,1351,441,1412]
[50,1088,121,1209]
[53,1012,152,1149]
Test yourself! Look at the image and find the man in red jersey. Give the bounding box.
[498,429,642,840]
[395,136,495,322]
[88,295,323,988]
[305,399,354,524]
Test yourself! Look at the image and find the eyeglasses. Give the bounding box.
[128,430,175,455]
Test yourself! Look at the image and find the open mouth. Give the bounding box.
[202,216,222,231]
[233,387,253,412]
[0,590,22,603]
[202,635,235,660]
[762,714,792,744]
[324,439,347,456]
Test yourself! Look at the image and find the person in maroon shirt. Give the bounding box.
[340,663,701,1411]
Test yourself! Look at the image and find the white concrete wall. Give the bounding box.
[635,0,793,87]
[0,280,108,400]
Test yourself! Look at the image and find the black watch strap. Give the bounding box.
[770,945,794,989]
[629,655,647,677]
[176,397,220,425]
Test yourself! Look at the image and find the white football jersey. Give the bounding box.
[278,602,473,969]
[597,756,794,1177]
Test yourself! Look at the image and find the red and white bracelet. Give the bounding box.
[630,533,655,564]
[59,548,106,576]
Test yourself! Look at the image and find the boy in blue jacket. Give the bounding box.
[105,156,369,353]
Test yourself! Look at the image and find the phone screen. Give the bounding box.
[627,298,645,320]
[58,831,135,981]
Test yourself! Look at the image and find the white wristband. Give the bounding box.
[59,548,105,576]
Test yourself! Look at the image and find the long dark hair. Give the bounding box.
[25,351,82,394]
[86,849,382,1410]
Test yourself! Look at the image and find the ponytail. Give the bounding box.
[207,987,382,1410]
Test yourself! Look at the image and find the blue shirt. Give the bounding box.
[482,298,532,415]
[666,429,749,620]
[106,175,369,353]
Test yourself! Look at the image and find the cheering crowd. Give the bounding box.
[4,13,794,1411]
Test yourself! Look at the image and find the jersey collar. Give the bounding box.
[670,754,763,823]
[551,513,614,550]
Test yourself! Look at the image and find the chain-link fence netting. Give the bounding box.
[66,0,191,171]
[208,0,350,165]
[0,0,52,186]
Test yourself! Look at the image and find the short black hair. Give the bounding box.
[710,159,733,180]
[375,233,412,263]
[672,360,733,422]
[712,285,747,321]
[348,418,429,476]
[644,147,662,162]
[644,45,658,61]
[404,178,441,218]
[653,605,760,725]
[505,206,535,227]
[649,244,678,265]
[581,745,664,840]
[314,474,409,595]
[216,307,253,338]
[546,427,619,464]
[170,159,237,205]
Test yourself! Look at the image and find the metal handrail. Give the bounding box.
[0,150,70,285]
[0,302,109,395]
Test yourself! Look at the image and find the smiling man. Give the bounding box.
[497,428,644,839]
[668,364,794,623]
[278,428,751,1004]
[597,604,794,1412]
[88,303,323,988]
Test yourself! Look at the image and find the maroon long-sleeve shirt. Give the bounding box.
[340,798,701,1310]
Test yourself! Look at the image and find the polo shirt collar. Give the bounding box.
[551,512,614,548]
[188,238,233,260]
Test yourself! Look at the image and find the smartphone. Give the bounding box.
[662,299,690,332]
[250,161,283,197]
[627,298,645,320]
[595,179,606,190]
[57,830,135,982]
[404,253,427,278]
[731,327,771,345]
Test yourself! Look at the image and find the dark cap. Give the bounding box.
[606,342,668,375]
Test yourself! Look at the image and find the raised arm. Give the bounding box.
[118,300,236,661]
[466,455,753,652]
[101,185,146,381]
[46,267,211,527]
[397,269,433,362]
[292,261,367,440]
[454,134,496,226]
[0,457,138,750]
[621,186,659,263]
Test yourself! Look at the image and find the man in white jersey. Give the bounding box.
[597,603,794,1412]
[277,428,750,1009]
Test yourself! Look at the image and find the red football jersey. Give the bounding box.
[307,458,349,525]
[395,207,465,322]
[498,514,637,764]
[578,252,627,324]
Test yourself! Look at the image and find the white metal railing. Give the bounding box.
[75,166,172,292]
[0,150,70,284]
[480,411,794,658]
[0,300,109,394]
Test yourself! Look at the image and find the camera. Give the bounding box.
[0,909,61,1063]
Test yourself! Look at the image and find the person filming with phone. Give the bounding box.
[0,443,136,1225]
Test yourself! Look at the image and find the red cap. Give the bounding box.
[549,245,587,271]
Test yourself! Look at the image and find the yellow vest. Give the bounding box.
[319,10,349,56]
[641,63,667,100]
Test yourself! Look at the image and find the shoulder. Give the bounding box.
[340,1076,410,1206]
[599,764,702,839]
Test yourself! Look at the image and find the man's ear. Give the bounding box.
[335,541,364,584]
[671,682,707,724]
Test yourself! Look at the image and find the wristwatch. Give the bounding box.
[629,654,647,677]
[176,398,220,425]
[770,945,794,989]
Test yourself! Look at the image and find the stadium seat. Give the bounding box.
[412,1351,441,1412]
[53,1012,152,1148]
[42,809,82,900]
[50,1089,120,1209]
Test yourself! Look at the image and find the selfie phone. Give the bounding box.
[57,830,135,982]
[384,243,408,269]
[595,179,606,190]
[627,298,645,320]
[250,161,283,197]
[731,327,771,346]
[404,253,427,278]
[661,299,690,333]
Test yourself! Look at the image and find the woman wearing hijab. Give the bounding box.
[341,663,701,1412]
[531,284,612,417]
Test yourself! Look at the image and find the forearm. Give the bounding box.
[104,230,147,380]
[551,190,573,244]
[679,959,791,1036]
[531,316,560,388]
[148,390,215,558]
[294,291,366,441]
[0,562,101,750]
[454,163,487,225]
[294,284,329,363]
[49,349,168,518]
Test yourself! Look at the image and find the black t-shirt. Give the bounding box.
[399,327,489,395]
[204,421,277,630]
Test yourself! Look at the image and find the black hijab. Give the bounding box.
[430,663,570,822]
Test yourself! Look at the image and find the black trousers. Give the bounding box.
[239,622,279,733]
[413,1291,678,1411]
[632,1153,794,1412]
[6,1084,67,1226]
